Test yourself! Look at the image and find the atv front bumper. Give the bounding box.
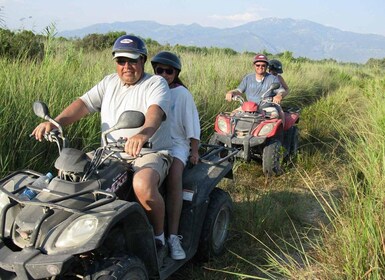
[0,241,73,279]
[212,133,267,161]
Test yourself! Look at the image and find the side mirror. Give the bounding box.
[102,110,145,146]
[113,110,145,130]
[33,101,50,120]
[260,82,281,100]
[270,82,280,91]
[32,101,67,148]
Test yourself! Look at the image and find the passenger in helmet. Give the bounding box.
[268,59,289,95]
[225,53,287,118]
[151,51,200,260]
[32,34,173,255]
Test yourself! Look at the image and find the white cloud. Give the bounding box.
[208,7,269,27]
[210,12,260,22]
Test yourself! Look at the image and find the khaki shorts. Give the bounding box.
[131,152,173,187]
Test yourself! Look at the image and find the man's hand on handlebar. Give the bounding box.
[273,95,283,104]
[124,133,150,157]
[31,122,57,142]
[225,90,241,102]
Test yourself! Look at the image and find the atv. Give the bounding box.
[209,83,300,176]
[0,101,237,279]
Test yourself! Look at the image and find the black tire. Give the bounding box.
[289,126,299,158]
[283,126,299,162]
[262,139,283,176]
[88,255,148,280]
[197,188,232,261]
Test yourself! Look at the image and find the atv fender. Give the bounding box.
[284,112,300,130]
[43,199,152,250]
[177,151,233,259]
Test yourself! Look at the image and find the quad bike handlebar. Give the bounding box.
[231,94,245,104]
[29,128,68,152]
[105,137,152,152]
[32,102,231,184]
[32,101,151,181]
[230,82,281,107]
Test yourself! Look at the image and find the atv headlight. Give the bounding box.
[218,118,229,133]
[258,123,274,136]
[55,214,98,248]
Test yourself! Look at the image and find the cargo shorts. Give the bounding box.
[131,151,173,187]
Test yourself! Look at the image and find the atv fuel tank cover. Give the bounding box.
[54,148,89,173]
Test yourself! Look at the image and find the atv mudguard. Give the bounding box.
[177,147,233,259]
[283,111,300,131]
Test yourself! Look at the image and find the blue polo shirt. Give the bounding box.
[237,73,282,104]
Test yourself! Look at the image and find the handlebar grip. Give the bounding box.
[143,142,152,149]
[29,129,60,140]
[44,130,58,142]
[113,139,152,149]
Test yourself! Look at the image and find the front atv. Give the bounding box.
[0,102,236,280]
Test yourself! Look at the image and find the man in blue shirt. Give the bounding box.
[225,54,287,105]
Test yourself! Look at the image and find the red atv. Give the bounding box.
[209,83,300,176]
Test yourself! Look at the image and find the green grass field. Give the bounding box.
[1,38,385,279]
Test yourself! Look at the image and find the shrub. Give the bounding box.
[0,28,44,60]
[74,31,126,51]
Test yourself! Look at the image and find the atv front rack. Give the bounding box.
[0,170,118,245]
[1,170,117,212]
[199,143,238,165]
[0,170,118,234]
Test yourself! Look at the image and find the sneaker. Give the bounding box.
[155,239,168,265]
[168,235,186,260]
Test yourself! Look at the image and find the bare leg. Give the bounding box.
[166,158,184,235]
[133,167,164,235]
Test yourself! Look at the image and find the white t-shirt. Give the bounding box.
[80,73,172,153]
[169,85,200,164]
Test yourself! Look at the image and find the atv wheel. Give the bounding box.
[197,188,232,261]
[289,126,299,158]
[88,255,148,280]
[283,126,299,162]
[262,139,283,176]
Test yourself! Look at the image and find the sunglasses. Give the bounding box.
[254,64,267,68]
[116,57,140,66]
[155,67,174,75]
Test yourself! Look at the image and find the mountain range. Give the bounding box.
[58,18,385,63]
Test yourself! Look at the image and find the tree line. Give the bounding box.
[1,28,384,66]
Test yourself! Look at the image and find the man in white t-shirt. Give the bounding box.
[32,35,173,251]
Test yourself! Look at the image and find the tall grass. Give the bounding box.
[224,67,385,279]
[0,44,116,174]
[1,39,384,279]
[319,76,385,279]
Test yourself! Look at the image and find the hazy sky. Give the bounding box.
[1,0,384,36]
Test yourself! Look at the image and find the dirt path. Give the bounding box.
[170,160,340,279]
